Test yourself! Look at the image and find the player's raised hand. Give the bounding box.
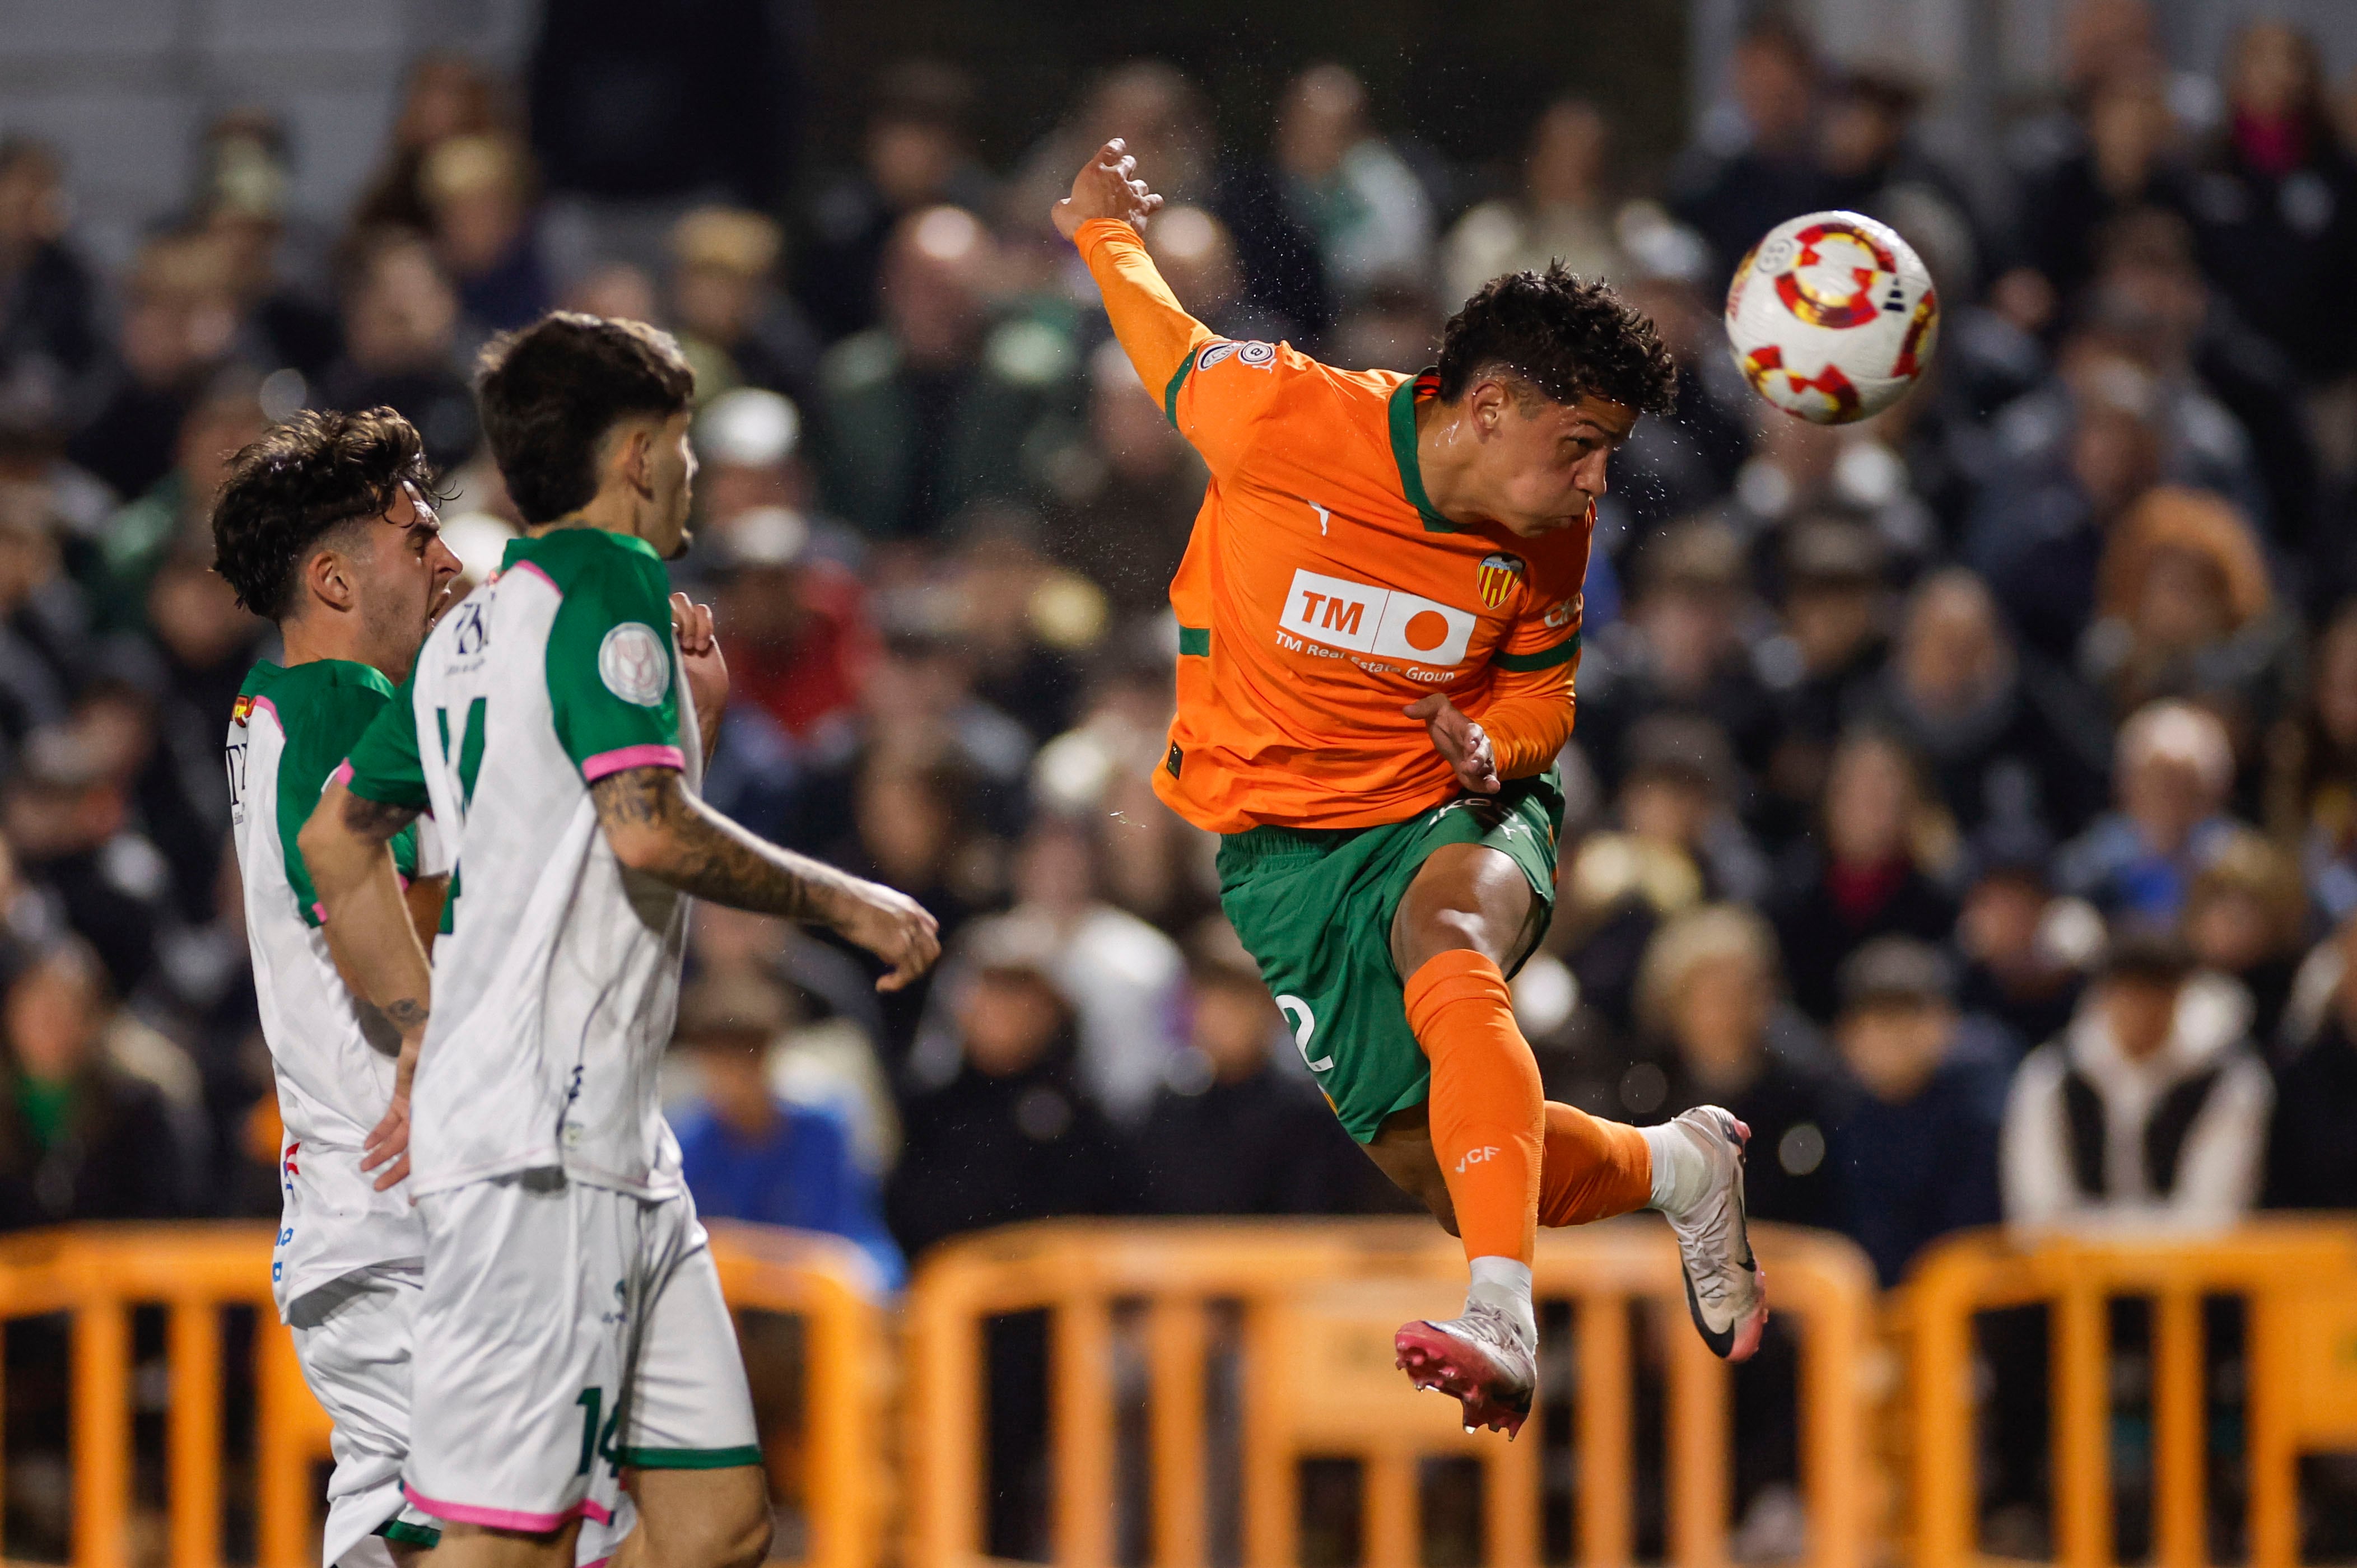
[1405,693,1502,796]
[1052,138,1163,240]
[833,879,943,992]
[670,591,729,746]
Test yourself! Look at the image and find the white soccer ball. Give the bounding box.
[1722,210,1940,426]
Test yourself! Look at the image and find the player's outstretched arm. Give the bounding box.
[590,764,941,991]
[301,780,435,1189]
[1053,140,1215,415]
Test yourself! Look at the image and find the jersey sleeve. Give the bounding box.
[1074,217,1297,479]
[279,674,422,926]
[1477,535,1590,778]
[341,669,431,811]
[545,547,684,782]
[1496,530,1589,677]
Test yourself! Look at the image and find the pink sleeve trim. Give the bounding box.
[248,694,281,727]
[508,559,560,595]
[402,1483,612,1532]
[327,759,353,791]
[581,743,685,782]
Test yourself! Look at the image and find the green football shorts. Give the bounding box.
[1214,774,1564,1144]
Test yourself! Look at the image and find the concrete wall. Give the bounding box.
[0,0,536,272]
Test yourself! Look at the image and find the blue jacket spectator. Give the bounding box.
[1826,939,2009,1286]
[671,973,905,1291]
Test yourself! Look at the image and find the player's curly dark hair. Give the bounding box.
[474,312,696,525]
[211,407,442,621]
[1436,262,1679,417]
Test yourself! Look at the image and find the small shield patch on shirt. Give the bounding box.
[1476,553,1525,609]
[598,622,670,706]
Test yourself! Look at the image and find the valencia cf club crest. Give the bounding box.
[1476,553,1525,610]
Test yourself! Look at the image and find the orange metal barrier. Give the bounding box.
[1895,1219,2357,1568]
[0,1219,887,1568]
[903,1216,1880,1568]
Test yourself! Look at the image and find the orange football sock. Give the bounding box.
[1539,1103,1653,1226]
[1404,950,1544,1268]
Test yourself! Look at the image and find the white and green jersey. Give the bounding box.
[227,659,437,1319]
[342,526,699,1201]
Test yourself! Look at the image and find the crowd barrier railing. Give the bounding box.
[903,1216,1880,1568]
[1894,1218,2357,1568]
[0,1219,887,1568]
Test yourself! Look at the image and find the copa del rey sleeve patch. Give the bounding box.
[598,622,671,707]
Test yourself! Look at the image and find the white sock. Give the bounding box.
[1465,1256,1536,1347]
[1641,1121,1712,1216]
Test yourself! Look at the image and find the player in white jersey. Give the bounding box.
[215,407,602,1566]
[301,315,939,1568]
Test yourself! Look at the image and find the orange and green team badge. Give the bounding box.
[1477,553,1525,610]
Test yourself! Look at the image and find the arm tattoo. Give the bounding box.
[590,766,851,924]
[341,792,422,845]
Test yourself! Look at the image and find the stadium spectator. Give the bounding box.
[2178,828,2309,1046]
[2085,486,2293,735]
[351,53,508,235]
[1575,520,1781,794]
[1773,730,1960,1025]
[194,111,342,385]
[666,207,818,409]
[2184,22,2357,387]
[2267,599,2357,920]
[1966,370,2163,662]
[316,228,477,469]
[2014,66,2187,306]
[1815,69,1987,295]
[1042,337,1209,615]
[2058,699,2241,927]
[1442,99,1626,305]
[2002,933,2271,1228]
[1670,18,1832,279]
[985,815,1184,1126]
[67,230,240,501]
[813,206,1073,543]
[669,970,905,1290]
[1270,64,1433,304]
[2265,914,2357,1208]
[82,380,267,633]
[418,133,551,335]
[796,60,993,344]
[1826,938,2008,1285]
[1763,518,1893,803]
[0,138,100,391]
[1139,204,1295,345]
[1955,829,2095,1051]
[0,939,188,1228]
[1136,926,1378,1216]
[1860,569,2109,843]
[1634,904,1839,1228]
[887,920,1136,1257]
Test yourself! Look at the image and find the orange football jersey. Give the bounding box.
[1076,218,1588,834]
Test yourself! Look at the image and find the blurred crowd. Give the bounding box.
[0,0,2355,1509]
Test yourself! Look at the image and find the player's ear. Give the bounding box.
[1469,377,1511,436]
[619,422,657,498]
[305,544,356,614]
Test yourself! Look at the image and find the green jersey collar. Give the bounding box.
[1387,370,1460,533]
[502,522,664,571]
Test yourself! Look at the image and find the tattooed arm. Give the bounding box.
[301,781,433,1189]
[591,764,942,990]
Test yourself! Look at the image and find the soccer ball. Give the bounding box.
[1723,211,1940,425]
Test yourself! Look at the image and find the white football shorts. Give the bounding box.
[401,1172,760,1537]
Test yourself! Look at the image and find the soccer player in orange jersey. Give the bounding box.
[1054,142,1768,1436]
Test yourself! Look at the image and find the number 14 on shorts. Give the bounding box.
[576,1386,622,1477]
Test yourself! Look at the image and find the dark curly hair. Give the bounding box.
[474,312,695,525]
[1435,262,1678,417]
[211,407,441,621]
